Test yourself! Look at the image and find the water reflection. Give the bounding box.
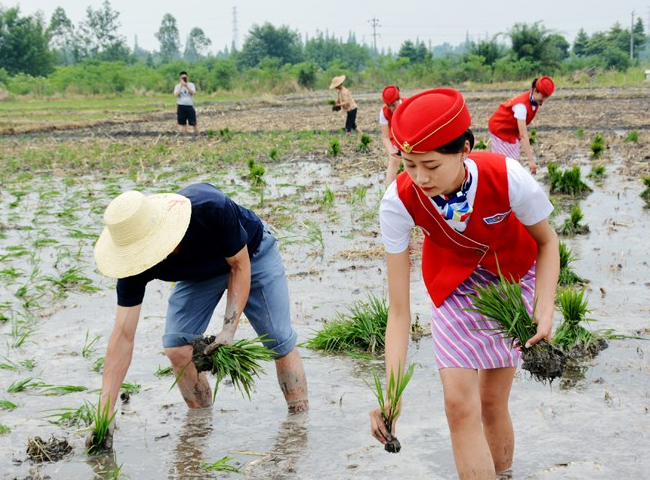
[169,408,214,479]
[245,411,309,479]
[85,451,124,479]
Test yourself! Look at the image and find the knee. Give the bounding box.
[444,394,481,429]
[164,345,193,369]
[481,395,509,423]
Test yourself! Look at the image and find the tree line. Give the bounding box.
[0,0,648,96]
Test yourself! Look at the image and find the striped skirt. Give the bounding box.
[490,133,520,160]
[430,265,536,369]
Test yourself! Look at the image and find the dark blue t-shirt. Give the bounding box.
[116,183,264,307]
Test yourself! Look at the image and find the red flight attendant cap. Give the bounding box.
[535,76,555,96]
[382,85,400,104]
[391,88,471,153]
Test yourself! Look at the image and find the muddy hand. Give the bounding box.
[85,421,115,451]
[369,407,393,445]
[204,331,234,355]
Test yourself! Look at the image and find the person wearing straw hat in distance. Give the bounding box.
[379,85,404,186]
[330,75,362,135]
[88,183,308,449]
[488,76,556,175]
[369,89,559,479]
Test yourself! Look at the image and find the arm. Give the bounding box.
[517,118,536,174]
[381,124,399,157]
[186,82,196,95]
[370,249,412,445]
[174,84,182,97]
[336,90,351,110]
[206,245,251,352]
[100,305,142,415]
[523,219,559,347]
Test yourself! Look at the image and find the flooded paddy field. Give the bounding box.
[0,86,649,479]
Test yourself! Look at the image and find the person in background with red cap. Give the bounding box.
[379,85,403,186]
[488,76,555,175]
[370,88,559,479]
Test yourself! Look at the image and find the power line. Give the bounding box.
[232,6,238,51]
[368,17,380,52]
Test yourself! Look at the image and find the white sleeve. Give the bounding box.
[379,182,415,253]
[512,103,527,120]
[378,108,389,126]
[507,158,553,225]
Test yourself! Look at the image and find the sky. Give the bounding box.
[7,0,649,54]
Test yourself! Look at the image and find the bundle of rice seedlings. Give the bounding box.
[368,363,415,453]
[86,398,116,454]
[191,336,275,401]
[553,287,607,357]
[468,273,566,383]
[558,241,587,286]
[558,205,590,236]
[305,294,387,355]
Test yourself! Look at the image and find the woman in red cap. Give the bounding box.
[370,88,559,479]
[379,85,403,186]
[488,76,555,175]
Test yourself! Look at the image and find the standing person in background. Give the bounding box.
[370,88,559,479]
[174,71,200,137]
[487,76,555,175]
[330,75,362,135]
[379,85,403,186]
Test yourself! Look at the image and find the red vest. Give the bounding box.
[396,152,537,306]
[488,92,538,143]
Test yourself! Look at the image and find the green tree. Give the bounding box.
[573,28,589,56]
[156,13,181,63]
[0,7,55,76]
[48,7,75,65]
[76,0,130,62]
[398,40,430,63]
[183,27,211,62]
[469,38,505,65]
[508,22,568,70]
[237,23,303,68]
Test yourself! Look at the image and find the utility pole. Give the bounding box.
[232,7,238,51]
[368,17,380,54]
[630,9,635,59]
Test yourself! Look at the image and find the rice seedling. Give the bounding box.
[474,138,488,150]
[0,358,19,371]
[558,241,587,286]
[86,397,117,454]
[45,403,94,427]
[553,288,604,356]
[347,185,367,207]
[218,127,233,141]
[587,164,606,181]
[529,128,537,145]
[10,323,38,348]
[320,187,335,210]
[0,400,17,411]
[575,127,585,138]
[7,377,45,393]
[120,382,141,394]
[467,272,566,383]
[0,424,10,434]
[547,163,592,197]
[558,205,590,236]
[200,456,241,473]
[590,133,605,158]
[624,130,639,143]
[21,358,36,371]
[107,459,125,480]
[358,133,372,152]
[329,139,341,156]
[41,384,88,396]
[247,158,266,187]
[368,362,415,453]
[304,220,325,252]
[269,146,280,161]
[640,176,650,205]
[92,357,105,373]
[154,365,173,377]
[306,294,388,355]
[82,331,102,359]
[44,267,100,296]
[190,336,275,401]
[206,128,216,139]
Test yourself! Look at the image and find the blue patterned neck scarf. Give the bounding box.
[432,166,473,222]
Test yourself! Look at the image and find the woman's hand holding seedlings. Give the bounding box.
[525,315,553,349]
[84,420,115,451]
[369,405,395,445]
[204,330,235,355]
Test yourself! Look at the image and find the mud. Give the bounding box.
[521,342,568,384]
[1,86,650,479]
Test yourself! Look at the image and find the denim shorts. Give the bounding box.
[163,226,297,358]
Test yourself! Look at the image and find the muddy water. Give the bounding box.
[1,151,649,480]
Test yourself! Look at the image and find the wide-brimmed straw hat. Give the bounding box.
[329,75,346,89]
[94,190,192,279]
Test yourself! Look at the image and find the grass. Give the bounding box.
[190,336,275,401]
[547,163,592,197]
[553,287,598,351]
[247,158,266,187]
[624,130,638,143]
[590,133,606,158]
[201,456,241,473]
[306,294,388,355]
[558,241,587,286]
[368,362,415,453]
[0,400,17,411]
[320,187,335,210]
[120,382,141,394]
[474,138,488,150]
[558,205,590,236]
[154,365,174,377]
[640,176,650,205]
[45,403,94,427]
[329,139,341,156]
[0,424,10,434]
[82,331,102,359]
[587,164,606,181]
[7,377,45,393]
